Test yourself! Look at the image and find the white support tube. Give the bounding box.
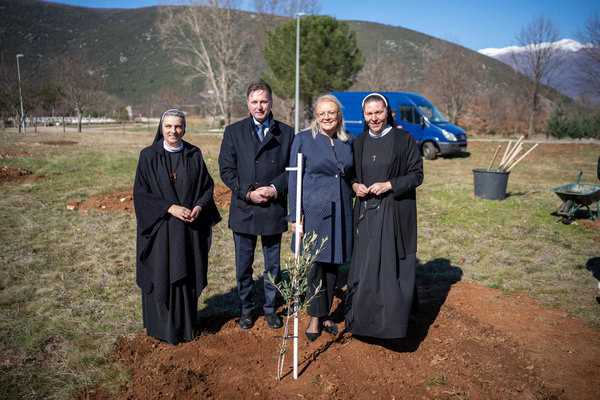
[293,152,302,380]
[284,152,304,380]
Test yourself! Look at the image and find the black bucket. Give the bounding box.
[473,169,510,200]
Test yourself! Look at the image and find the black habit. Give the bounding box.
[346,128,423,339]
[134,127,221,345]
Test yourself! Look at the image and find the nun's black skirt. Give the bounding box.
[142,280,197,345]
[346,205,416,339]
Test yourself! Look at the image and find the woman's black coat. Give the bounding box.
[352,127,423,258]
[133,139,221,305]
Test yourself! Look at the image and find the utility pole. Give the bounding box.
[294,13,305,133]
[16,54,25,133]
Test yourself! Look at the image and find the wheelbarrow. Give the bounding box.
[552,170,600,224]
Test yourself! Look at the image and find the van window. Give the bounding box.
[399,105,417,124]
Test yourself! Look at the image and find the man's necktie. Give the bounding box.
[257,124,264,142]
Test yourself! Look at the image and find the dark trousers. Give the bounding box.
[233,232,282,315]
[307,262,338,318]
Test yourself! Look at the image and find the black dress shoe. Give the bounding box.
[322,323,338,336]
[265,313,283,329]
[238,314,254,330]
[305,330,321,342]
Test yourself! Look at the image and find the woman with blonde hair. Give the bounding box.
[288,94,353,341]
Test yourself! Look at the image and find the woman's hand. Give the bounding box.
[188,205,202,222]
[368,181,392,196]
[168,204,193,222]
[291,222,303,235]
[352,182,370,198]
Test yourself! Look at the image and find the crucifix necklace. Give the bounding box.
[166,153,182,183]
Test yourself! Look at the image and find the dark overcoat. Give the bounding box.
[218,115,294,235]
[134,139,221,305]
[288,130,354,264]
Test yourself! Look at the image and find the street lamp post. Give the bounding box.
[294,12,305,134]
[16,54,25,132]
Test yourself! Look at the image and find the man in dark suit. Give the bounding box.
[218,82,294,330]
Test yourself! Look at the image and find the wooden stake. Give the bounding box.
[506,143,539,172]
[488,145,502,170]
[500,136,523,169]
[501,143,522,171]
[499,140,513,166]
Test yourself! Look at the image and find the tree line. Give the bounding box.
[2,1,599,138]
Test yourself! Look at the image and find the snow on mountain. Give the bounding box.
[478,39,597,102]
[479,39,590,58]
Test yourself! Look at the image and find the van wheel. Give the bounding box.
[422,142,437,160]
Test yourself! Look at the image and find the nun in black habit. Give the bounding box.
[345,93,423,339]
[134,109,221,345]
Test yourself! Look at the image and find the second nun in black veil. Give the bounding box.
[133,109,221,345]
[345,93,423,339]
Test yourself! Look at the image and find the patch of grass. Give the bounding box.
[0,130,598,399]
[426,373,448,387]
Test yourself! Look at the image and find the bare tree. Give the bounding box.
[0,60,21,130]
[158,0,251,124]
[424,43,477,124]
[577,13,600,100]
[0,59,39,132]
[352,40,410,92]
[52,55,105,133]
[512,17,560,137]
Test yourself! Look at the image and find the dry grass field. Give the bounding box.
[0,125,598,399]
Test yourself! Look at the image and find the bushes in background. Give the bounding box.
[546,105,600,139]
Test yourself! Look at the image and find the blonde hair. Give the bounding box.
[310,94,349,142]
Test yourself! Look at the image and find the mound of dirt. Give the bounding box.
[0,150,32,159]
[581,218,600,230]
[0,165,34,183]
[71,183,230,213]
[73,191,133,213]
[91,282,600,400]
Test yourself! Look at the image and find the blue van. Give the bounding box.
[331,91,468,160]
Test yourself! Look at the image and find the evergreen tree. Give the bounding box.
[263,15,363,119]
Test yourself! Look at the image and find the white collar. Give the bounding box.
[369,125,392,138]
[163,140,183,152]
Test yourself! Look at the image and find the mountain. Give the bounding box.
[0,0,573,133]
[479,39,594,102]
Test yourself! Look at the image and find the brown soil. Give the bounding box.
[73,191,134,213]
[213,183,231,209]
[0,149,32,159]
[71,184,231,213]
[581,218,600,230]
[91,281,600,400]
[0,165,36,183]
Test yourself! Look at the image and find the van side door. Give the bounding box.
[397,104,423,144]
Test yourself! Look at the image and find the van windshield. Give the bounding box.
[417,105,448,123]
